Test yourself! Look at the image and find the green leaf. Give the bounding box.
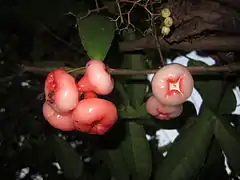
[115,81,130,106]
[98,148,130,180]
[188,59,236,114]
[149,139,164,178]
[77,13,115,60]
[195,79,223,110]
[121,29,148,108]
[214,116,240,174]
[93,163,111,180]
[120,121,152,180]
[197,139,228,180]
[218,83,237,114]
[33,138,55,165]
[118,104,149,119]
[187,58,209,67]
[51,135,83,180]
[153,108,215,180]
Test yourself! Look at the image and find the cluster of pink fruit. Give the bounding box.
[43,60,118,135]
[42,60,194,135]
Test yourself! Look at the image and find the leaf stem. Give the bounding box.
[67,67,86,73]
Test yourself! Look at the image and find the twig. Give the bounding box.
[113,0,158,32]
[40,22,84,55]
[0,75,16,83]
[95,0,100,11]
[79,6,108,20]
[119,0,154,15]
[20,63,240,76]
[116,0,124,24]
[144,0,151,8]
[149,1,165,66]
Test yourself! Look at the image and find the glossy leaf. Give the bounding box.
[153,108,215,180]
[121,29,148,108]
[77,13,115,60]
[51,135,83,180]
[214,116,240,174]
[120,121,152,180]
[98,148,130,180]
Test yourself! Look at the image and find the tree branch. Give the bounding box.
[119,36,240,52]
[20,63,240,76]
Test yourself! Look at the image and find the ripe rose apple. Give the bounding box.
[146,96,183,120]
[151,64,194,106]
[44,69,79,113]
[77,60,114,95]
[72,98,118,135]
[83,91,98,99]
[42,102,75,131]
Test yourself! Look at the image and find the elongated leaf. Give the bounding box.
[115,81,130,106]
[51,135,83,180]
[120,121,152,180]
[188,60,236,114]
[77,13,115,60]
[98,148,130,180]
[197,139,228,180]
[121,30,148,108]
[218,82,237,114]
[153,108,215,180]
[93,164,111,180]
[93,163,111,180]
[118,104,149,119]
[214,116,240,174]
[149,139,164,178]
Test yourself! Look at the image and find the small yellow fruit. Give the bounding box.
[161,8,171,18]
[161,26,171,36]
[163,17,173,27]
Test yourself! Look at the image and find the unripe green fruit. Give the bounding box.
[161,26,171,36]
[161,8,171,18]
[164,17,173,27]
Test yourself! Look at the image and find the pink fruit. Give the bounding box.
[146,96,183,120]
[77,74,95,93]
[42,102,75,131]
[83,91,98,99]
[72,98,118,135]
[151,64,194,106]
[77,60,114,95]
[44,69,79,113]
